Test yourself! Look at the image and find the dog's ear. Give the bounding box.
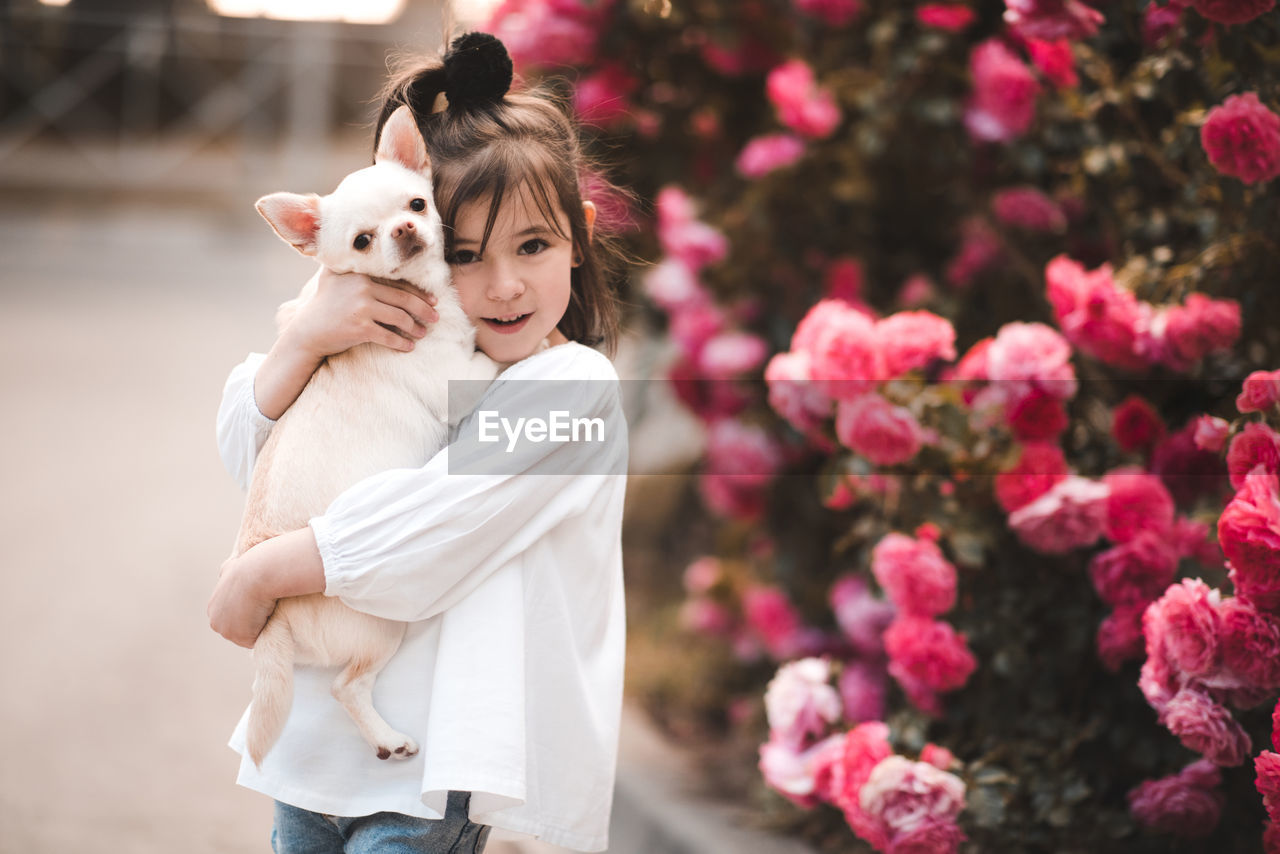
[375,105,431,176]
[256,193,322,256]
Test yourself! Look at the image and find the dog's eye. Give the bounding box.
[353,234,372,251]
[409,198,426,212]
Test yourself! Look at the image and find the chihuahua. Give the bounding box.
[238,105,498,767]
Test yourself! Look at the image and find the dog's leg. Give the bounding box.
[331,651,418,761]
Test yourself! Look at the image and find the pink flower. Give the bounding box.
[643,257,704,313]
[679,597,733,635]
[736,133,807,178]
[1219,467,1280,611]
[1218,597,1280,690]
[794,0,864,25]
[883,616,977,695]
[991,186,1068,232]
[1191,0,1276,25]
[1257,750,1280,820]
[985,321,1078,396]
[1147,578,1223,680]
[743,585,804,660]
[995,442,1070,513]
[1006,388,1069,441]
[964,39,1041,143]
[1194,415,1231,452]
[766,60,842,140]
[915,2,977,30]
[888,818,966,854]
[683,556,722,594]
[705,418,784,486]
[764,658,843,748]
[835,394,933,466]
[1158,294,1242,370]
[1152,421,1229,505]
[859,755,967,838]
[1239,370,1280,414]
[920,743,956,770]
[831,575,896,656]
[573,64,637,128]
[1273,697,1280,751]
[760,733,847,808]
[872,533,959,618]
[1007,475,1109,554]
[1104,468,1176,542]
[1003,0,1105,41]
[487,0,609,69]
[1162,687,1252,765]
[1227,423,1280,490]
[700,472,766,520]
[1128,759,1223,837]
[1097,604,1147,671]
[1112,396,1166,452]
[1025,38,1078,89]
[1044,255,1148,371]
[1201,92,1280,184]
[1089,532,1180,607]
[875,311,958,377]
[829,722,895,848]
[793,299,885,395]
[824,257,866,306]
[765,351,832,434]
[698,331,769,378]
[656,186,729,272]
[945,217,1005,287]
[840,659,889,724]
[1143,1,1186,46]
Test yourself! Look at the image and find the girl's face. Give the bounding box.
[448,184,587,364]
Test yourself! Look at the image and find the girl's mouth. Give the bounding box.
[484,313,531,334]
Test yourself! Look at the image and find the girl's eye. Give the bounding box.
[449,249,479,265]
[518,238,549,255]
[409,198,426,212]
[353,234,372,251]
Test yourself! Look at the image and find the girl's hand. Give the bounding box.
[283,267,439,362]
[208,554,277,649]
[207,529,328,649]
[254,269,440,420]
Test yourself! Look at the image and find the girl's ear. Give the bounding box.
[582,200,597,244]
[256,192,322,256]
[573,200,598,266]
[375,105,431,175]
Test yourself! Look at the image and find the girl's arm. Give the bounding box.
[215,268,439,488]
[209,348,627,645]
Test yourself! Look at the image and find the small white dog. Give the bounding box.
[237,105,497,766]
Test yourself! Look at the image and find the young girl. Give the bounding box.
[209,33,628,854]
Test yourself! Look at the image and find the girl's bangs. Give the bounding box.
[437,142,574,253]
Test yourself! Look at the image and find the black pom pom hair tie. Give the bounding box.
[433,32,514,114]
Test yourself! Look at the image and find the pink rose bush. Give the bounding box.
[1003,0,1104,41]
[735,133,807,178]
[485,0,614,69]
[915,3,976,30]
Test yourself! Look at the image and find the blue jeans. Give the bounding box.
[271,791,491,854]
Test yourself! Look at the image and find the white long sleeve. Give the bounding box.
[215,351,276,491]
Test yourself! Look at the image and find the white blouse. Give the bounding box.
[216,342,627,852]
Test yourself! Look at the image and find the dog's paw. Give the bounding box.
[376,736,419,761]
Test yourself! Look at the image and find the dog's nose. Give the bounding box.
[391,221,416,239]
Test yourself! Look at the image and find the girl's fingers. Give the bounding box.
[372,304,428,339]
[370,282,439,324]
[371,322,416,352]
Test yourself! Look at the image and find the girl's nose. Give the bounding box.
[487,261,525,301]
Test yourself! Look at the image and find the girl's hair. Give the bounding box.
[373,36,623,354]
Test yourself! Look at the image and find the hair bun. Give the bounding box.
[443,32,513,109]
